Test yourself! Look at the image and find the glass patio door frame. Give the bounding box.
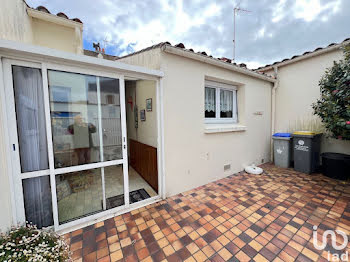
[3,58,130,231]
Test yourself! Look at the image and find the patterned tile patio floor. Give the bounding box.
[64,164,350,262]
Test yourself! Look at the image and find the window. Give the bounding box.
[106,94,115,104]
[205,81,237,123]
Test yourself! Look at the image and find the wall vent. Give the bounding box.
[224,164,231,171]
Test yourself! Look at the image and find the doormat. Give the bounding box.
[105,188,150,209]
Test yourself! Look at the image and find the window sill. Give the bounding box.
[204,124,247,134]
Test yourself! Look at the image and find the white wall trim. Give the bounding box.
[27,8,83,29]
[156,78,166,199]
[0,57,17,226]
[0,39,164,78]
[204,124,247,134]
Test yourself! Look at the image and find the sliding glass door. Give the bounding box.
[48,70,126,224]
[3,59,129,230]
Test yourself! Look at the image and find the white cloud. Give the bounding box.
[70,0,222,54]
[272,0,287,23]
[255,27,266,39]
[272,0,342,23]
[245,61,264,70]
[24,0,350,66]
[293,0,341,22]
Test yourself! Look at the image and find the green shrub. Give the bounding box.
[0,224,70,261]
[312,44,350,140]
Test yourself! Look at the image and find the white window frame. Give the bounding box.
[205,80,238,124]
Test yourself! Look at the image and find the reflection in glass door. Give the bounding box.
[47,70,126,224]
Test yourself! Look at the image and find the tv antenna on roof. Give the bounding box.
[233,2,251,61]
[101,35,118,54]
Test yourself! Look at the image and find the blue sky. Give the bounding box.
[26,0,350,68]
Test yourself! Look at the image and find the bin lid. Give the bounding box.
[293,131,317,135]
[273,133,291,137]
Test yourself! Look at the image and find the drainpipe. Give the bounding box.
[270,66,279,161]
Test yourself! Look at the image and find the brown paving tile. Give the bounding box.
[151,249,166,261]
[125,254,138,262]
[218,247,233,260]
[97,247,109,259]
[177,247,191,260]
[209,253,225,262]
[98,256,110,262]
[83,251,97,262]
[72,228,83,237]
[193,250,207,262]
[253,253,269,262]
[235,250,251,261]
[109,242,121,253]
[210,239,223,252]
[110,250,123,262]
[65,164,350,262]
[186,242,200,255]
[163,244,176,256]
[71,240,83,252]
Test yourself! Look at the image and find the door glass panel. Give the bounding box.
[104,165,124,209]
[48,70,100,168]
[56,168,103,224]
[22,176,53,228]
[100,77,122,161]
[12,66,49,173]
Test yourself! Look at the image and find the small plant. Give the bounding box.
[0,223,70,262]
[287,116,325,133]
[312,44,350,140]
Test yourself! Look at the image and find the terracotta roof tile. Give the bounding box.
[36,6,50,13]
[117,42,272,79]
[24,0,83,24]
[175,43,185,48]
[72,18,83,24]
[56,12,69,19]
[256,37,350,71]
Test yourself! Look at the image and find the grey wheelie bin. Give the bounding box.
[272,133,292,168]
[292,131,322,174]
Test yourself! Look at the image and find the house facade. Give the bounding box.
[0,0,276,234]
[0,0,83,54]
[0,0,348,235]
[257,39,350,155]
[118,44,275,197]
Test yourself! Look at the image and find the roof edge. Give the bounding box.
[27,7,83,29]
[257,38,350,72]
[0,39,163,78]
[118,42,275,83]
[161,45,275,83]
[117,42,169,60]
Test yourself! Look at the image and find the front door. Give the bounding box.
[3,59,129,230]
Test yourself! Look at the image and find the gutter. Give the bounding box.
[270,66,279,161]
[161,45,276,83]
[259,40,350,72]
